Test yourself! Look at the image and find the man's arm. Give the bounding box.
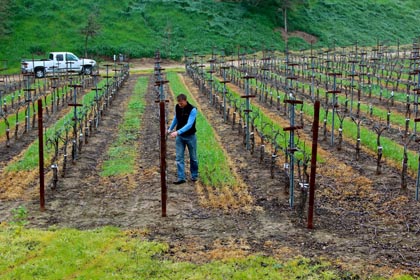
[168,106,178,132]
[168,117,177,132]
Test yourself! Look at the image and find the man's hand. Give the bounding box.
[170,131,178,138]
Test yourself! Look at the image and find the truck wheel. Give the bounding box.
[35,68,45,78]
[83,66,93,75]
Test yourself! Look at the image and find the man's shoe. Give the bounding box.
[191,178,198,182]
[173,180,186,185]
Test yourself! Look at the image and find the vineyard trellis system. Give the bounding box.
[0,72,95,148]
[183,39,420,210]
[43,62,130,191]
[0,60,130,207]
[185,50,315,215]
[1,44,420,276]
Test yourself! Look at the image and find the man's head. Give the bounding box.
[177,94,188,108]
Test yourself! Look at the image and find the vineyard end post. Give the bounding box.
[38,99,45,211]
[308,100,320,229]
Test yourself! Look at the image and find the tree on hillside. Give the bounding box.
[279,0,295,38]
[80,13,101,58]
[225,0,306,45]
[264,0,307,45]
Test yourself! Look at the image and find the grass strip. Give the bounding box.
[167,72,239,188]
[0,226,121,279]
[0,225,413,279]
[100,76,148,177]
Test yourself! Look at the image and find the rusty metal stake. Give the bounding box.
[160,99,167,217]
[38,99,45,211]
[308,100,320,229]
[155,51,168,217]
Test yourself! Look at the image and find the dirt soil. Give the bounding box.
[0,66,419,278]
[276,28,318,44]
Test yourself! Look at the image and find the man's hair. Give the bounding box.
[177,94,187,101]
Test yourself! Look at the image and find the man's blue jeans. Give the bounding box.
[175,134,198,181]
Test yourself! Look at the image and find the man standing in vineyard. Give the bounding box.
[167,94,199,184]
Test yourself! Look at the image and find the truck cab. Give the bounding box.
[21,52,96,78]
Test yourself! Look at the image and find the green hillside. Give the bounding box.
[0,0,419,72]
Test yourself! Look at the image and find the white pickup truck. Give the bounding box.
[21,52,97,78]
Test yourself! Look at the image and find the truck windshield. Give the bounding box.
[66,53,78,61]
